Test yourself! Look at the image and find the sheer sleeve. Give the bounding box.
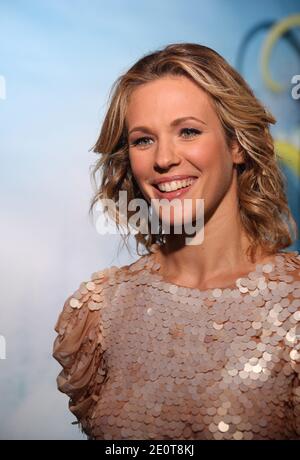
[53,270,108,436]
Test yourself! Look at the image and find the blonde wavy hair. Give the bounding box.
[89,42,297,260]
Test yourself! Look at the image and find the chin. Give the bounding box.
[160,211,202,235]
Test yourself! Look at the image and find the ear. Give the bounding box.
[231,139,245,165]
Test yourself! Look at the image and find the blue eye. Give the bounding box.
[180,127,201,138]
[130,127,201,147]
[131,136,153,147]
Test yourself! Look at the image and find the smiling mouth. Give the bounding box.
[153,177,197,193]
[152,177,198,199]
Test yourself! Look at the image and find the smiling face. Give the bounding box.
[126,75,244,229]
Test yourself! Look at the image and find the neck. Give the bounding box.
[154,198,269,290]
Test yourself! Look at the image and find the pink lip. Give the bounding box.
[152,178,198,200]
[152,175,198,185]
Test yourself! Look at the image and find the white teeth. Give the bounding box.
[157,178,196,192]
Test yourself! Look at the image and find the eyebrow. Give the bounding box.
[128,116,207,136]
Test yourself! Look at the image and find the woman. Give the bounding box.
[53,43,300,440]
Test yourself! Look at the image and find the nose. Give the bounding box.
[154,137,181,171]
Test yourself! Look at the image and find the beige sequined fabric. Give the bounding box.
[53,250,300,440]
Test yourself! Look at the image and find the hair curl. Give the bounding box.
[89,42,297,261]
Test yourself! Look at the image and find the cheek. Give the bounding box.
[187,137,230,172]
[129,153,144,176]
[129,153,152,191]
[129,153,153,203]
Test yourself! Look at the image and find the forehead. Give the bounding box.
[125,75,215,125]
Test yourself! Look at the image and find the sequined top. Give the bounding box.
[53,250,300,440]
